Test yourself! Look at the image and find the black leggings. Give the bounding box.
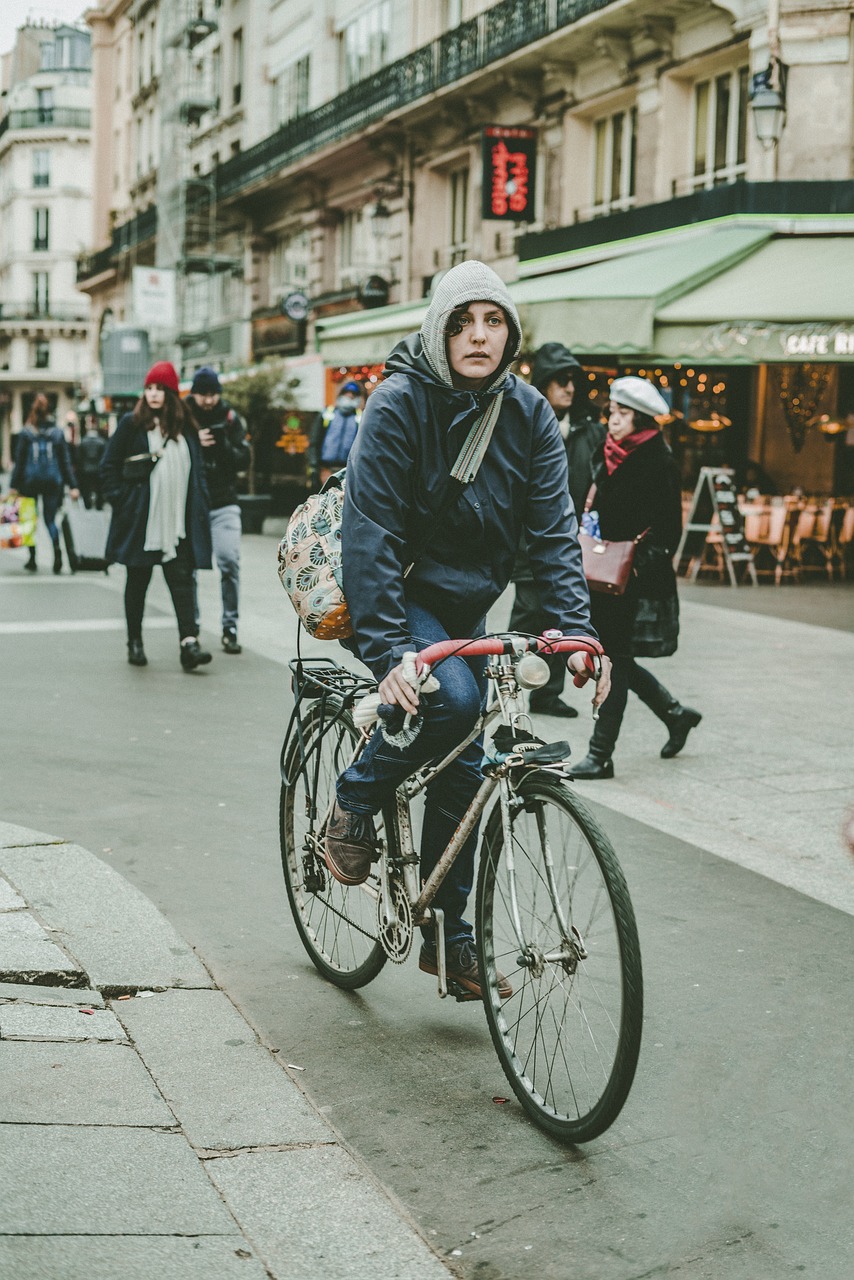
[124,540,196,642]
[589,656,677,761]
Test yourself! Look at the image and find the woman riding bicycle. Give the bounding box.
[324,259,610,999]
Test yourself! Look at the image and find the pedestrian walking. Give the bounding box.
[323,260,609,999]
[570,375,701,780]
[509,342,607,718]
[10,393,80,574]
[75,418,107,510]
[186,367,250,655]
[100,361,213,671]
[308,381,363,489]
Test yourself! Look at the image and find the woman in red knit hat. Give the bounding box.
[100,361,214,670]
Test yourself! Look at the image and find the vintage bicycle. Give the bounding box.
[279,632,643,1143]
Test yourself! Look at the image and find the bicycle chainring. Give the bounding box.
[377,879,413,963]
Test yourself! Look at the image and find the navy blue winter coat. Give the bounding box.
[100,413,212,569]
[341,336,595,680]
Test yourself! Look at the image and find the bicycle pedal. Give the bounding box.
[447,978,480,1003]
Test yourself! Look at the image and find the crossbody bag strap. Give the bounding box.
[403,391,504,578]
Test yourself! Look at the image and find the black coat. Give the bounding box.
[100,414,212,569]
[342,335,595,680]
[185,398,249,509]
[588,432,682,657]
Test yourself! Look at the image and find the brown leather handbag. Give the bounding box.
[579,486,649,596]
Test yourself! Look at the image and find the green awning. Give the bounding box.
[510,225,772,355]
[653,236,854,362]
[315,301,427,365]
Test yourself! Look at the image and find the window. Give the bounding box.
[691,66,748,189]
[33,150,50,188]
[36,89,54,124]
[339,2,391,90]
[338,208,383,283]
[211,45,221,109]
[138,30,145,89]
[32,272,50,317]
[271,55,310,129]
[232,29,243,106]
[592,107,637,216]
[449,167,469,265]
[33,340,50,370]
[270,229,310,294]
[33,208,50,252]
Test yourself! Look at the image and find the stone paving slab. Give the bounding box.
[206,1146,452,1279]
[117,988,330,1150]
[0,1237,271,1280]
[1,1041,174,1126]
[0,1126,236,1235]
[0,820,63,848]
[0,980,104,1006]
[0,880,25,911]
[0,843,213,992]
[0,909,85,986]
[0,1003,125,1042]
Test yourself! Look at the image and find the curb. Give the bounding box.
[0,821,453,1280]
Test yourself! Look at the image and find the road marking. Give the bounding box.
[0,617,175,635]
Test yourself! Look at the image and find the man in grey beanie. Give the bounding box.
[510,342,606,718]
[321,260,608,1001]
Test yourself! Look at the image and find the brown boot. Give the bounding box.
[419,938,512,1001]
[323,800,376,886]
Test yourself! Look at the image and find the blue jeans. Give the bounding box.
[39,487,63,546]
[193,504,241,633]
[337,602,487,947]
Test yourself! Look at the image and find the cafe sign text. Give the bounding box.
[783,327,854,357]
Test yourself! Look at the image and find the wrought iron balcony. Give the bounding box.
[0,303,90,323]
[77,206,158,283]
[216,0,618,200]
[0,108,91,137]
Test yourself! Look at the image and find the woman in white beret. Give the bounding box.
[571,375,701,779]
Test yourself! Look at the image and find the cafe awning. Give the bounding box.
[510,225,772,356]
[653,235,854,363]
[315,301,427,366]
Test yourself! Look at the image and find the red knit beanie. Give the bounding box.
[144,361,180,394]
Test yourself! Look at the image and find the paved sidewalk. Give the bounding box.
[0,820,451,1280]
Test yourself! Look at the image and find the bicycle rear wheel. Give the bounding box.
[476,773,642,1143]
[280,705,386,989]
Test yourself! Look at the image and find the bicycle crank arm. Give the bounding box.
[434,908,448,999]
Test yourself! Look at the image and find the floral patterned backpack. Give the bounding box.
[278,472,351,640]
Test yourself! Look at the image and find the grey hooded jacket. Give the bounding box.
[341,260,595,680]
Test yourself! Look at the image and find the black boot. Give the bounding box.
[24,546,37,572]
[570,754,614,781]
[52,543,62,575]
[180,638,212,671]
[221,629,242,654]
[127,639,148,667]
[661,706,702,759]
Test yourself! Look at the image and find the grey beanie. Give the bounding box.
[419,260,521,391]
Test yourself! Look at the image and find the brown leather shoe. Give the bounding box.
[419,938,512,1001]
[323,800,376,886]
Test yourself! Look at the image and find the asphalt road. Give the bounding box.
[2,554,852,1279]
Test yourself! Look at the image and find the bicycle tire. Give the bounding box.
[476,773,642,1143]
[280,704,387,989]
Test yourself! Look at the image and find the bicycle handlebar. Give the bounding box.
[416,633,603,668]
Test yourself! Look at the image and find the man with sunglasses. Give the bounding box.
[510,342,607,719]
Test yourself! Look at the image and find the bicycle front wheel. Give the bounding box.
[476,774,642,1143]
[280,705,386,989]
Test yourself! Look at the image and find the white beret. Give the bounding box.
[610,376,669,418]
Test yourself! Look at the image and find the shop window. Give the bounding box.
[592,107,637,217]
[339,1,391,91]
[33,149,50,188]
[33,340,50,370]
[449,167,469,266]
[33,208,50,252]
[690,66,748,190]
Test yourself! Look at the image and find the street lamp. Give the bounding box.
[749,59,788,150]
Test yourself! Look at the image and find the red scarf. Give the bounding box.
[604,427,659,475]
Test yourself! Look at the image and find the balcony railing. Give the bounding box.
[216,0,617,200]
[0,108,91,139]
[0,303,90,323]
[77,205,158,283]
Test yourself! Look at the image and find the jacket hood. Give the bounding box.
[530,342,582,391]
[417,260,521,393]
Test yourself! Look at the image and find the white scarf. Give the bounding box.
[144,427,190,563]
